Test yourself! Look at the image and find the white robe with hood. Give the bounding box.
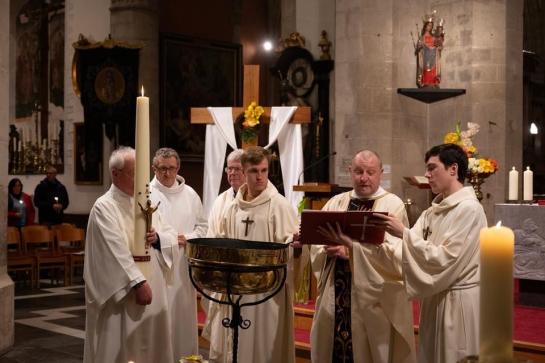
[402,186,487,363]
[310,187,416,363]
[149,175,208,360]
[208,181,298,363]
[83,184,177,363]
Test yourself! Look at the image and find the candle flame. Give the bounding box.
[496,221,502,227]
[141,86,144,97]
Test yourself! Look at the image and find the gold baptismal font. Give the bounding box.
[186,238,289,363]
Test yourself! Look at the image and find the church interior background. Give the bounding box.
[1,0,545,361]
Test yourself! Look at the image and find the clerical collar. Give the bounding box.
[350,186,387,200]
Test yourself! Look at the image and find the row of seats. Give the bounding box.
[7,224,85,288]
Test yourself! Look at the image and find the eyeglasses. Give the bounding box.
[155,166,178,174]
[224,166,242,173]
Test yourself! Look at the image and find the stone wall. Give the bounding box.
[333,0,523,221]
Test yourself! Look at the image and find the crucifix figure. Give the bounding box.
[138,199,160,248]
[241,216,254,237]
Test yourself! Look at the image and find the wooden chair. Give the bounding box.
[21,225,68,288]
[55,226,85,285]
[7,227,36,288]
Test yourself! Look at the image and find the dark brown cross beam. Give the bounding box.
[241,216,254,237]
[190,65,311,125]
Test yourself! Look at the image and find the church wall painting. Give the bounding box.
[159,34,242,161]
[74,122,103,185]
[11,0,65,175]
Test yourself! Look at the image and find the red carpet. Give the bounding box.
[199,298,545,346]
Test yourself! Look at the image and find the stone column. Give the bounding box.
[0,0,15,355]
[110,0,159,153]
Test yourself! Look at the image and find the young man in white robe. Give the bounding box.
[373,143,487,363]
[149,147,208,361]
[83,147,177,363]
[202,148,245,360]
[208,146,298,363]
[308,150,416,363]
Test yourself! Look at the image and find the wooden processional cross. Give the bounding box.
[190,65,311,127]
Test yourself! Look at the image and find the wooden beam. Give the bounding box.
[243,65,260,108]
[190,106,311,125]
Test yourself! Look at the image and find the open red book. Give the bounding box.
[300,210,387,245]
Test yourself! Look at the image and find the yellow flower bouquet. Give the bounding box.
[443,121,499,176]
[240,101,264,142]
[444,122,499,201]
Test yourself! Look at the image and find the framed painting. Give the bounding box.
[160,34,242,161]
[74,122,103,185]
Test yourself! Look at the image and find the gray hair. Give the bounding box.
[109,146,135,177]
[226,149,244,163]
[152,147,180,167]
[353,149,383,168]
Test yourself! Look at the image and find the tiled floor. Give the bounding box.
[0,283,209,363]
[1,284,85,363]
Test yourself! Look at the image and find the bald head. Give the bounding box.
[349,149,383,197]
[352,150,382,168]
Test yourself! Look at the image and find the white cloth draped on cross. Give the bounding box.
[203,106,304,216]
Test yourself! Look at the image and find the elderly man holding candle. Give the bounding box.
[83,147,177,363]
[370,143,487,363]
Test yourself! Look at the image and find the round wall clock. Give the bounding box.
[274,47,315,98]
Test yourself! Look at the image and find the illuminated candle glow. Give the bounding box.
[479,221,514,363]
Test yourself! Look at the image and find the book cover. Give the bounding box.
[300,210,387,245]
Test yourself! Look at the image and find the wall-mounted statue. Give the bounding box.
[413,10,445,88]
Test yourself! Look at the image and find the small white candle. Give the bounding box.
[133,85,152,279]
[523,166,533,201]
[479,221,514,363]
[508,167,518,201]
[54,196,59,203]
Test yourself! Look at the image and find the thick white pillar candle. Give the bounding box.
[523,166,533,201]
[479,222,514,363]
[133,86,152,279]
[508,167,518,201]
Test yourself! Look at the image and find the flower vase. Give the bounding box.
[241,136,258,150]
[468,172,489,202]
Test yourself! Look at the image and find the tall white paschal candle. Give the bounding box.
[508,167,518,201]
[133,86,152,279]
[479,222,514,363]
[523,166,533,201]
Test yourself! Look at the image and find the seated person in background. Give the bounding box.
[8,178,35,227]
